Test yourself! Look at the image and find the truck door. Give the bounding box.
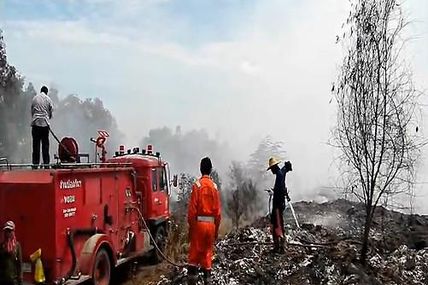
[158,167,169,216]
[151,167,168,217]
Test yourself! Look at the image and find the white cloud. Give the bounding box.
[7,20,128,46]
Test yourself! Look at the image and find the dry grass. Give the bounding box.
[218,216,233,238]
[165,216,189,262]
[166,215,234,261]
[120,216,247,284]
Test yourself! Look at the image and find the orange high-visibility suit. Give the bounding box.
[188,175,221,270]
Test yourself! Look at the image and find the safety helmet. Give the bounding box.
[3,220,15,231]
[267,157,281,171]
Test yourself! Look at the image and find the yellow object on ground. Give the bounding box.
[30,249,46,283]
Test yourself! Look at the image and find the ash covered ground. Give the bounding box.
[142,199,428,285]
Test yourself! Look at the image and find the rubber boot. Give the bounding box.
[272,235,280,253]
[278,237,285,254]
[202,268,212,285]
[187,265,198,285]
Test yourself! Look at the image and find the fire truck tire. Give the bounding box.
[92,248,111,285]
[152,225,167,263]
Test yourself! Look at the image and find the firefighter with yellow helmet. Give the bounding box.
[267,157,292,253]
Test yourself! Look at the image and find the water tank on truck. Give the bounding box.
[0,138,173,285]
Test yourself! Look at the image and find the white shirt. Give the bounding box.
[31,92,53,127]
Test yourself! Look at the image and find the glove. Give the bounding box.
[285,161,292,172]
[265,189,273,195]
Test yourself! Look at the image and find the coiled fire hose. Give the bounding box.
[44,119,76,162]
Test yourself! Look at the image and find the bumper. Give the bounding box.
[23,275,91,285]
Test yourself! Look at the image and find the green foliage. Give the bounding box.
[210,169,222,190]
[175,172,196,220]
[0,30,32,161]
[0,31,121,163]
[141,126,231,175]
[51,94,122,158]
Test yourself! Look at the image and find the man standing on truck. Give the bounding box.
[31,85,53,168]
[0,221,23,285]
[187,157,222,285]
[267,157,292,253]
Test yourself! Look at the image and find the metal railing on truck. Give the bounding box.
[0,159,132,171]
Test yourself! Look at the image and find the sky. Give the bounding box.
[0,0,428,211]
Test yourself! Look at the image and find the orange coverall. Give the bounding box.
[188,175,221,270]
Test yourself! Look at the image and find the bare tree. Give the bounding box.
[175,173,195,221]
[166,173,195,261]
[333,0,424,265]
[210,169,222,191]
[225,188,245,230]
[224,162,261,229]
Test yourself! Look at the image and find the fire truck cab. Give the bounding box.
[0,143,171,285]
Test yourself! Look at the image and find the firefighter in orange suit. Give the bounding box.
[187,157,221,285]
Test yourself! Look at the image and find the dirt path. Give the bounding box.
[113,260,172,285]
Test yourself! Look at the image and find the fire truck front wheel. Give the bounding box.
[92,248,111,285]
[152,225,167,263]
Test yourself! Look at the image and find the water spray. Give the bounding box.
[287,200,300,228]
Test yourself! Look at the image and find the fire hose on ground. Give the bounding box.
[127,189,316,269]
[59,206,360,284]
[130,201,349,270]
[130,206,188,268]
[130,204,323,267]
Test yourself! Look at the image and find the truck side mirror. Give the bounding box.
[172,175,178,187]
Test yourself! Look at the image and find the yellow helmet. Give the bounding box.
[267,157,281,171]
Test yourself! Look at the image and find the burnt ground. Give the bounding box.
[123,199,428,285]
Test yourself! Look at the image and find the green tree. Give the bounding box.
[210,169,222,190]
[175,173,196,221]
[0,31,122,163]
[51,95,122,160]
[248,136,286,187]
[141,126,231,176]
[0,30,32,161]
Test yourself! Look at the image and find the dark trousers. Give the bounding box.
[32,125,50,165]
[271,207,285,250]
[0,280,18,285]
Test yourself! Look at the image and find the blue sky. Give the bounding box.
[1,0,428,210]
[1,0,258,45]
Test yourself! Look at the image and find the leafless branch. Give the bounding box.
[332,0,425,265]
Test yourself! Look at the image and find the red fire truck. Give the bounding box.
[0,138,173,285]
